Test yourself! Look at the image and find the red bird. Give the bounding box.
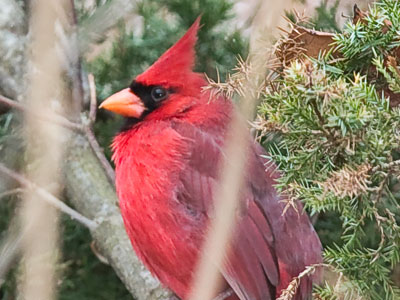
[100,18,321,300]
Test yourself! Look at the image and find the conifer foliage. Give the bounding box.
[256,1,400,298]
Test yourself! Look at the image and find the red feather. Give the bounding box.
[109,18,322,300]
[136,17,203,95]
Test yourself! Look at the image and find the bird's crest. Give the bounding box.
[135,17,201,89]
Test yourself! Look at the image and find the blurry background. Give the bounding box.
[0,0,374,299]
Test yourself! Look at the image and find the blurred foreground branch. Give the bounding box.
[0,65,171,300]
[188,1,292,299]
[0,163,96,230]
[0,0,169,298]
[20,1,64,298]
[0,94,84,132]
[0,93,115,184]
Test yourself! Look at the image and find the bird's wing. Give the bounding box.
[171,120,281,300]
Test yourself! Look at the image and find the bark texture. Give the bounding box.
[65,133,171,300]
[0,0,26,102]
[0,0,171,299]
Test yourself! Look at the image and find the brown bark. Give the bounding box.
[64,132,172,300]
[0,0,171,298]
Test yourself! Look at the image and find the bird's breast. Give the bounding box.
[113,125,206,298]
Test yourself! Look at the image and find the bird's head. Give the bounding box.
[99,17,205,119]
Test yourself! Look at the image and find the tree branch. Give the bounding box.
[88,73,97,125]
[213,288,233,300]
[372,159,400,173]
[0,163,97,230]
[0,93,115,184]
[0,1,170,298]
[85,73,115,184]
[0,94,84,132]
[84,126,116,184]
[0,228,23,288]
[0,188,23,200]
[64,132,171,299]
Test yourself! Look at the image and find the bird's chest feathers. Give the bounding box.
[113,124,200,254]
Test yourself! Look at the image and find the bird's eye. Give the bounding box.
[151,87,168,102]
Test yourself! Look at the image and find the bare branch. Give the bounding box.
[0,230,23,288]
[85,126,115,184]
[277,263,328,300]
[213,288,234,300]
[0,188,23,200]
[189,1,286,299]
[372,159,400,173]
[0,94,84,132]
[64,133,171,299]
[0,0,169,299]
[0,93,114,185]
[85,73,116,183]
[0,163,97,230]
[88,73,97,125]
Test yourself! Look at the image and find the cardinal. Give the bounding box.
[100,17,321,300]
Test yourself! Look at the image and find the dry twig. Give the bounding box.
[84,124,115,184]
[277,263,327,300]
[322,164,371,198]
[189,1,292,299]
[0,92,115,185]
[0,163,97,230]
[85,73,115,184]
[0,188,23,200]
[213,288,234,300]
[0,230,23,288]
[88,73,97,125]
[0,94,83,132]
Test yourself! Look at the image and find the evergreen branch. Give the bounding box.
[277,263,329,300]
[309,97,336,142]
[258,2,400,296]
[372,159,400,173]
[321,164,371,198]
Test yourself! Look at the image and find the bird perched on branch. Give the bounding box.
[100,17,321,300]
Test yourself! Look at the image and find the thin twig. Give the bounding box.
[90,241,110,265]
[69,0,84,114]
[0,94,115,184]
[371,208,386,263]
[213,288,234,300]
[371,173,391,262]
[84,127,115,184]
[88,73,97,125]
[86,73,115,183]
[0,94,84,132]
[189,1,284,298]
[0,163,97,230]
[372,159,400,173]
[0,230,23,288]
[277,263,329,300]
[310,97,335,142]
[0,188,23,199]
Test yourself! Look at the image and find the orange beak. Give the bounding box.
[99,88,146,118]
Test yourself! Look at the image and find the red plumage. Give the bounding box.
[103,18,322,300]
